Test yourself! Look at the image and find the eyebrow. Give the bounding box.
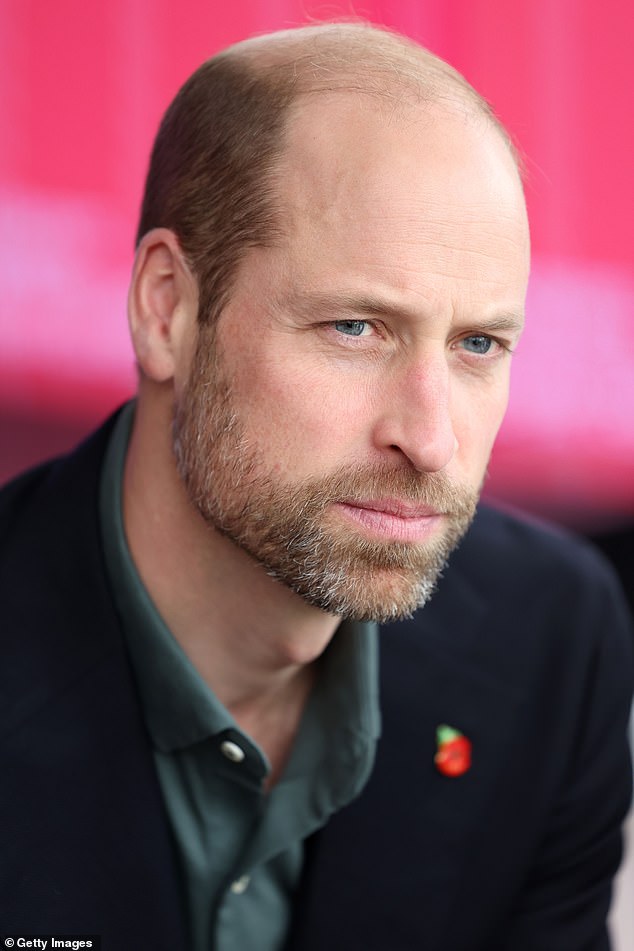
[289,291,525,337]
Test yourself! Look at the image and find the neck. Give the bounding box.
[122,391,340,724]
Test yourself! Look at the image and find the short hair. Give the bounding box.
[136,22,513,326]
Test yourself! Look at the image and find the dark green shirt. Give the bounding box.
[99,403,380,951]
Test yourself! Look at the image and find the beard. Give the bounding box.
[173,326,479,623]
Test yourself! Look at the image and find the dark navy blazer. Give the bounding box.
[1,414,632,950]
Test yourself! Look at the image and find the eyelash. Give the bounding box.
[333,319,373,338]
[459,335,513,356]
[330,320,513,357]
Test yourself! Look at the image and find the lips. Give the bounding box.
[333,498,444,543]
[340,498,442,519]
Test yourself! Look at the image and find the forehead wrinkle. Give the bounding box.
[347,199,528,237]
[278,169,528,258]
[284,289,524,333]
[314,246,528,296]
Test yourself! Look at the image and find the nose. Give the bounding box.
[373,355,457,473]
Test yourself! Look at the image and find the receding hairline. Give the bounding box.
[213,22,512,148]
[134,21,522,329]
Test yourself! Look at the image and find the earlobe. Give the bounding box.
[128,228,198,383]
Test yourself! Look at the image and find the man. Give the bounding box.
[1,22,632,951]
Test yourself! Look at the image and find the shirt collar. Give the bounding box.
[99,401,380,760]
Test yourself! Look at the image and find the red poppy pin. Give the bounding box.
[435,724,472,777]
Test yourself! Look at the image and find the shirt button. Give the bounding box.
[230,874,251,894]
[220,740,245,763]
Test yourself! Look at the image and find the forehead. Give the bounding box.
[279,92,522,221]
[264,92,529,313]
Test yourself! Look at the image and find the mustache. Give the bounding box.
[286,462,479,519]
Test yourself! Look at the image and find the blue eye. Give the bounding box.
[334,320,368,337]
[461,335,493,354]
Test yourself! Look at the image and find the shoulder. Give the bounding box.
[448,503,632,657]
[0,411,120,551]
[0,411,129,736]
[382,502,633,716]
[457,502,621,596]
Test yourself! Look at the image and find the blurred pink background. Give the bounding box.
[1,0,633,529]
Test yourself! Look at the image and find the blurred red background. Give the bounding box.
[1,0,633,531]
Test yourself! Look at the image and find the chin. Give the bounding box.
[289,562,444,625]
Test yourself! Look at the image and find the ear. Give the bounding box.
[127,228,198,383]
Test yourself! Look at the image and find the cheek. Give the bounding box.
[453,377,510,462]
[233,354,373,468]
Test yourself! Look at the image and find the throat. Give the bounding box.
[229,660,319,789]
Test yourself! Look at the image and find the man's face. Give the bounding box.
[173,95,530,622]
